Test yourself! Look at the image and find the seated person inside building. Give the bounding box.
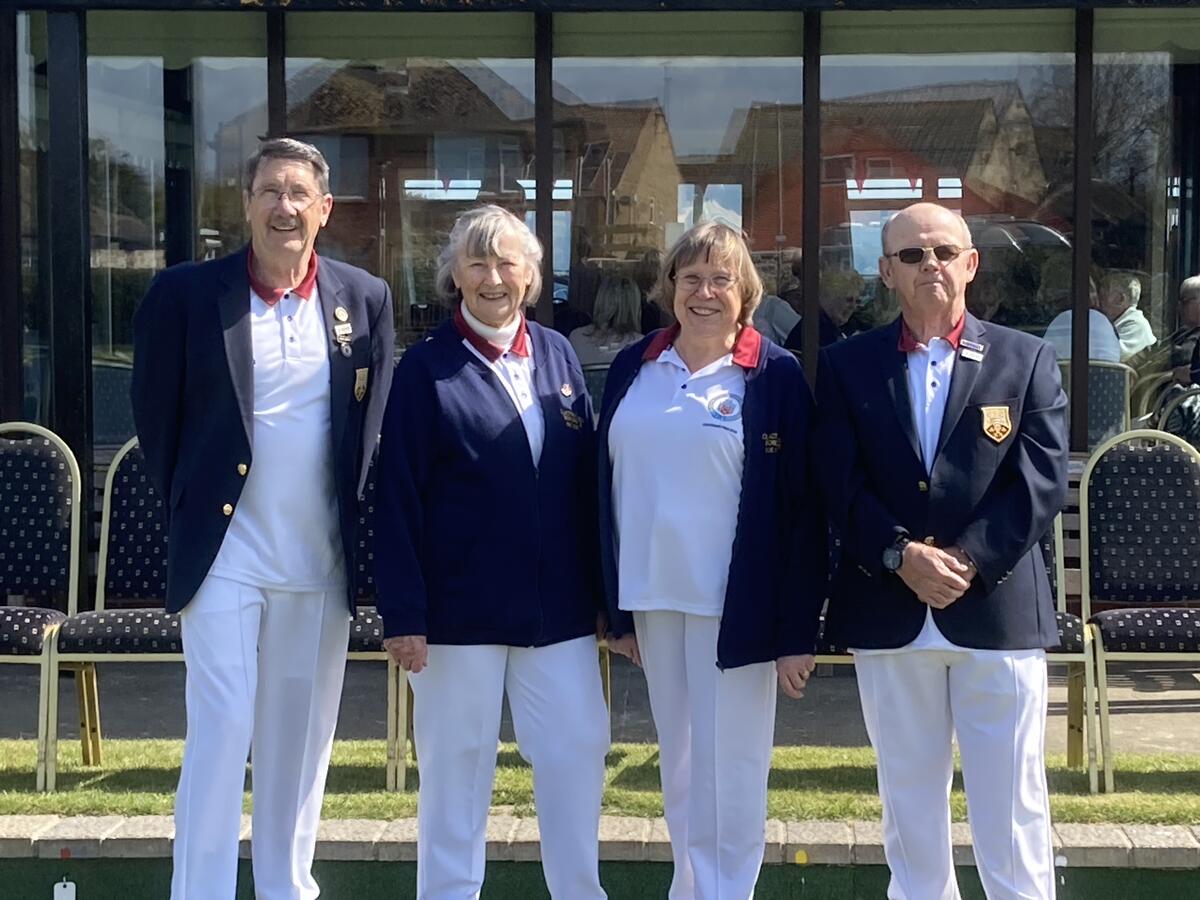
[1156,339,1200,445]
[1126,275,1200,376]
[783,268,863,354]
[1043,273,1120,362]
[1099,270,1155,360]
[569,275,645,366]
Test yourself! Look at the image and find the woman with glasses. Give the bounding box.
[596,221,827,900]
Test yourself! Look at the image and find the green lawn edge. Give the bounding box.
[2,739,1198,825]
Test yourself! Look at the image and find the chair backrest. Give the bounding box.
[354,459,378,603]
[1157,386,1200,446]
[1059,360,1134,451]
[0,422,82,614]
[1132,371,1174,418]
[1080,429,1200,619]
[1039,512,1067,614]
[582,364,611,408]
[92,360,137,449]
[97,437,169,611]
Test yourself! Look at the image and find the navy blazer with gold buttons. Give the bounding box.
[131,245,395,614]
[813,312,1068,651]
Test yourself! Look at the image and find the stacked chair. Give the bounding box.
[1080,429,1200,792]
[0,422,81,789]
[42,437,407,791]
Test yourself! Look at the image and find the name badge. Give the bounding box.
[960,339,985,362]
[354,367,368,402]
[334,322,353,338]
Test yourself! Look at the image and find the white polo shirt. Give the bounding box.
[208,285,344,592]
[459,303,544,466]
[854,325,963,654]
[609,343,746,617]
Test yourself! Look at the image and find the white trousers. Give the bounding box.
[634,611,777,900]
[171,574,350,900]
[408,636,610,900]
[854,648,1055,900]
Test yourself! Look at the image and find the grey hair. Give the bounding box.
[590,276,642,339]
[1102,271,1142,308]
[435,205,544,306]
[1180,275,1200,304]
[244,138,330,195]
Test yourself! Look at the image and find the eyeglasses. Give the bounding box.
[250,186,321,211]
[676,273,737,293]
[885,244,971,265]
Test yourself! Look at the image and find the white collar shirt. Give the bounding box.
[608,345,746,617]
[462,336,544,467]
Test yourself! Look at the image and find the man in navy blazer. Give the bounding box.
[131,138,393,900]
[814,202,1067,900]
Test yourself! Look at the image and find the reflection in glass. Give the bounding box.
[17,13,49,423]
[87,12,267,450]
[553,13,804,348]
[820,12,1074,344]
[1091,12,1200,447]
[286,12,535,350]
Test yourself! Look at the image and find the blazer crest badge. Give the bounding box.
[981,405,1012,443]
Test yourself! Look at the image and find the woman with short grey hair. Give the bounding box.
[375,204,609,899]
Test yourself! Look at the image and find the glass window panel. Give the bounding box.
[18,13,49,423]
[820,12,1074,351]
[87,11,268,452]
[1091,11,1200,450]
[553,13,803,353]
[286,12,535,350]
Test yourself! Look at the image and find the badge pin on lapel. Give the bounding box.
[333,309,353,357]
[960,339,985,362]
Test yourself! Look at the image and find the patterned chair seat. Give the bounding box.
[1048,610,1085,654]
[1089,608,1200,653]
[350,608,385,653]
[57,609,181,654]
[0,607,66,655]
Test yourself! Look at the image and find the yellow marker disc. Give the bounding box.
[793,849,809,865]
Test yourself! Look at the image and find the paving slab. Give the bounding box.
[1124,824,1200,869]
[850,821,887,866]
[485,814,519,862]
[314,819,386,861]
[646,818,674,862]
[103,815,173,858]
[238,815,252,859]
[784,820,853,866]
[950,822,975,866]
[35,816,125,859]
[376,818,418,862]
[0,816,59,858]
[1054,823,1132,868]
[762,819,785,865]
[598,816,650,861]
[509,818,541,862]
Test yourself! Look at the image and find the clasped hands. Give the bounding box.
[898,542,977,609]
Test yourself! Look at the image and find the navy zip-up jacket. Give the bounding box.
[597,326,827,669]
[374,317,601,646]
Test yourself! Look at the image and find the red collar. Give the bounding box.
[453,306,530,362]
[642,324,762,370]
[247,248,319,306]
[898,314,965,352]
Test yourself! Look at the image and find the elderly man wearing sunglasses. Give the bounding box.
[813,202,1067,900]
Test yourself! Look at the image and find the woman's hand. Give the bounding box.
[384,635,429,673]
[777,654,816,699]
[607,633,642,668]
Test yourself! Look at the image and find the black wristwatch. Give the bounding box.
[882,534,911,573]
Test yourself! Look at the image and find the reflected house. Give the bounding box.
[721,80,1050,267]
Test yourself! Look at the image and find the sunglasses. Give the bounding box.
[885,244,971,265]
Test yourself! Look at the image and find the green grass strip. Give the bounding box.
[2,740,1198,824]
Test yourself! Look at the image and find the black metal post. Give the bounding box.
[0,11,21,420]
[267,11,286,138]
[163,64,196,266]
[534,11,555,327]
[801,10,821,386]
[1069,9,1093,454]
[46,10,93,610]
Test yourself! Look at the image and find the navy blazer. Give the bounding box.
[373,318,601,646]
[813,313,1068,651]
[597,327,827,669]
[131,246,395,614]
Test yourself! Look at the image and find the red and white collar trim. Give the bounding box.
[453,306,530,363]
[642,324,763,370]
[898,314,965,352]
[247,247,319,306]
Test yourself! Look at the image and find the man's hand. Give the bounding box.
[607,633,642,668]
[777,654,816,699]
[898,542,971,609]
[943,546,978,584]
[384,635,428,673]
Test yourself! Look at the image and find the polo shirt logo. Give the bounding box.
[708,394,743,422]
[762,432,782,453]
